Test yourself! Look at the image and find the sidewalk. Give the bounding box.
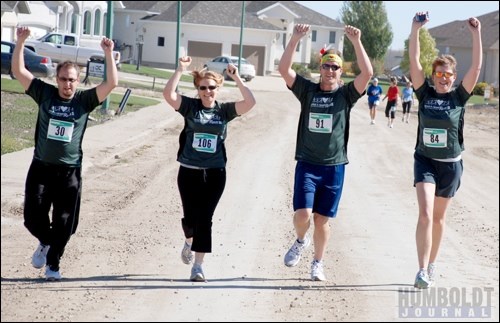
[0,99,176,213]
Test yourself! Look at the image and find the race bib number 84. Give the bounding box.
[308,113,333,133]
[47,118,74,142]
[423,128,447,148]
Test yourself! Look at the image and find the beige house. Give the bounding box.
[428,10,499,90]
[1,1,31,42]
[114,1,345,75]
[1,1,115,49]
[2,1,344,76]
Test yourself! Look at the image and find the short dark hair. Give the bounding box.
[56,61,80,77]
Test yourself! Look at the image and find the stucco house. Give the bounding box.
[2,1,115,48]
[428,10,499,90]
[1,1,31,42]
[113,1,344,75]
[2,1,344,76]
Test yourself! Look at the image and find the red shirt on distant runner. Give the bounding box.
[387,85,399,101]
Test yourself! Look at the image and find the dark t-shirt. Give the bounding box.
[414,81,471,159]
[26,78,100,166]
[176,96,239,168]
[290,75,364,165]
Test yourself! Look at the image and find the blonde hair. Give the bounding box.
[191,69,224,88]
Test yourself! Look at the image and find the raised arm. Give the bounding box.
[278,24,309,88]
[95,38,118,102]
[409,12,428,90]
[163,56,191,111]
[462,17,482,94]
[12,27,34,90]
[345,25,373,94]
[225,63,256,115]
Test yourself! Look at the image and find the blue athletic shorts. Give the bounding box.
[414,152,463,198]
[293,161,345,217]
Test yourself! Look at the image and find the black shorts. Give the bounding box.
[413,152,463,198]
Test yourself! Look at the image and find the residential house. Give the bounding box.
[2,1,116,49]
[1,1,31,42]
[428,10,499,90]
[114,1,344,75]
[2,1,344,75]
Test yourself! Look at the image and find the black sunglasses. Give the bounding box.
[321,64,341,71]
[198,85,218,91]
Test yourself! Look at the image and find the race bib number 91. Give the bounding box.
[193,133,217,153]
[308,113,333,133]
[47,118,74,142]
[423,128,447,148]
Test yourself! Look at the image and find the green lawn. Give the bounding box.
[1,77,160,154]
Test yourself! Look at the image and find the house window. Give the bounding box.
[103,13,108,34]
[94,9,101,35]
[329,31,336,44]
[71,13,78,33]
[158,37,165,47]
[296,41,300,52]
[83,11,91,35]
[312,30,317,42]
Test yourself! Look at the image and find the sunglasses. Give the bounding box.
[321,64,341,71]
[58,76,78,83]
[433,71,454,78]
[198,85,218,91]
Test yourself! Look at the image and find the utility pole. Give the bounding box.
[101,1,113,113]
[238,1,245,70]
[175,1,181,92]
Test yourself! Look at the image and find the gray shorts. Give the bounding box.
[413,152,463,198]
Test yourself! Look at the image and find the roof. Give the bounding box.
[119,1,343,30]
[428,10,499,49]
[2,1,30,14]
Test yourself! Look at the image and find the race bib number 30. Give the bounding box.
[423,128,447,148]
[47,119,74,142]
[193,133,217,153]
[308,113,333,133]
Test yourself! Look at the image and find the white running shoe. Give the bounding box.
[32,243,50,269]
[284,236,311,267]
[414,269,430,289]
[45,266,62,281]
[190,264,206,282]
[181,241,193,265]
[311,260,326,281]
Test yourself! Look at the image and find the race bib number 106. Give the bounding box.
[193,133,217,153]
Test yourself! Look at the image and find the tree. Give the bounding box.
[399,28,439,78]
[340,1,392,64]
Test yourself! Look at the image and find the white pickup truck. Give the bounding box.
[24,32,120,67]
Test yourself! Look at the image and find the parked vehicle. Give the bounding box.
[24,32,120,67]
[1,41,55,79]
[204,56,255,82]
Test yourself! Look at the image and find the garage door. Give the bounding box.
[188,41,222,71]
[231,45,265,76]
